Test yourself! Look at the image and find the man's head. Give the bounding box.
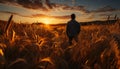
[71,14,76,20]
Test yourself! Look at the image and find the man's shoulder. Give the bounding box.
[67,20,72,23]
[67,20,72,25]
[73,20,79,23]
[67,20,80,25]
[67,20,75,23]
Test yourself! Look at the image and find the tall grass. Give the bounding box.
[0,15,120,69]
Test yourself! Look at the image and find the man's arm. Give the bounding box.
[66,23,69,35]
[77,23,81,34]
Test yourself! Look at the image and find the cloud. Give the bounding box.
[30,14,70,19]
[62,5,90,13]
[86,13,95,20]
[88,5,120,20]
[0,10,30,17]
[0,10,70,19]
[0,0,16,3]
[17,0,42,9]
[45,0,53,9]
[0,0,89,13]
[0,0,54,10]
[92,5,120,13]
[0,0,49,11]
[44,0,89,13]
[98,13,112,17]
[53,15,70,19]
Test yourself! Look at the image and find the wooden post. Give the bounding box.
[107,15,110,24]
[107,15,110,21]
[114,14,117,20]
[4,15,13,37]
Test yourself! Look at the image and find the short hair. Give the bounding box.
[71,14,76,20]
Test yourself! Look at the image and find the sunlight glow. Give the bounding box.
[41,17,53,25]
[39,17,61,24]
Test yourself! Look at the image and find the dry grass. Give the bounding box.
[0,16,120,69]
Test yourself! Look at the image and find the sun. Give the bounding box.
[41,17,52,25]
[44,20,50,25]
[39,17,59,24]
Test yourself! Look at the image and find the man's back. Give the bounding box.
[66,20,80,37]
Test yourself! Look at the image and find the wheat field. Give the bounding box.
[0,15,120,69]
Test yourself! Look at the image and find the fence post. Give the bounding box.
[4,15,13,37]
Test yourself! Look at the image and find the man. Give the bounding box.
[66,14,81,45]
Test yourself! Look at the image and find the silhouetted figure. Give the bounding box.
[66,14,80,45]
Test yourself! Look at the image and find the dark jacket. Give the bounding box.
[66,20,80,37]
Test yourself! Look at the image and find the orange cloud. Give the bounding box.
[0,10,70,20]
[0,0,90,13]
[31,14,70,19]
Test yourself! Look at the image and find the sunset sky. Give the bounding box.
[0,0,120,24]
